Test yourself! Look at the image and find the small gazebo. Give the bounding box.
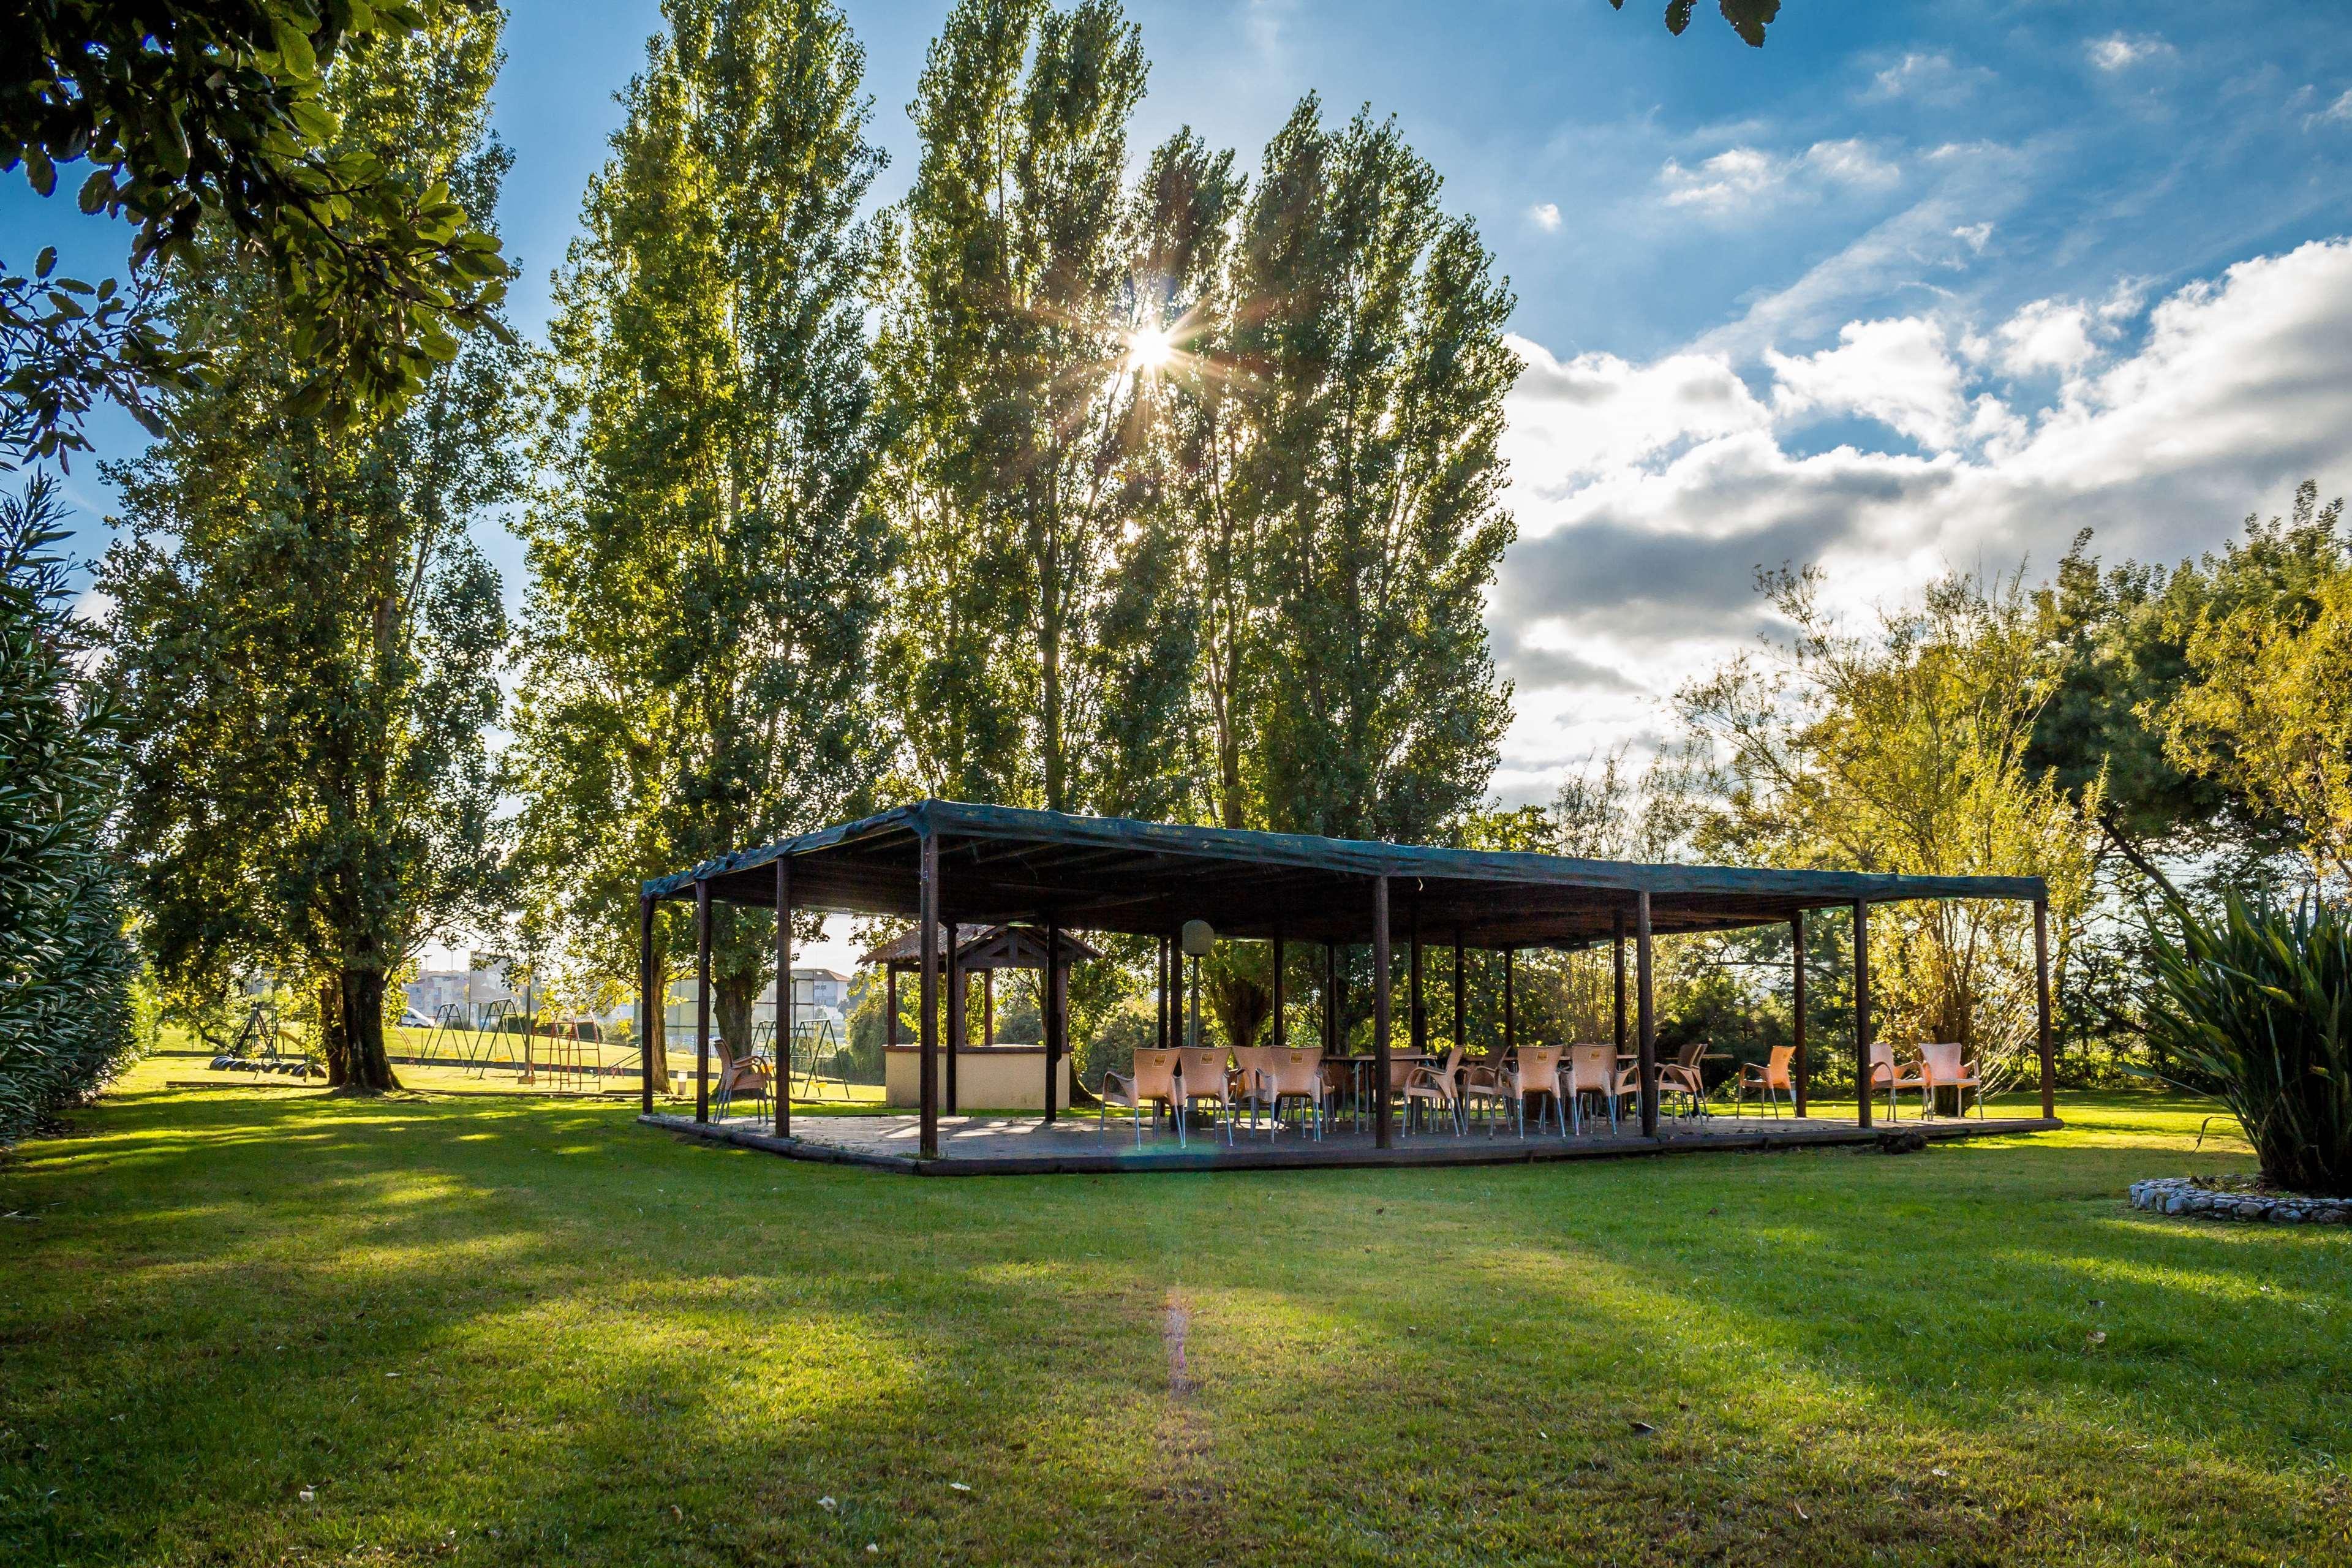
[858,923,1101,1112]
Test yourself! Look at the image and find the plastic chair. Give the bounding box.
[1866,1041,1929,1121]
[1100,1049,1181,1147]
[1561,1044,1618,1134]
[1175,1046,1235,1146]
[1460,1051,1519,1136]
[1260,1047,1328,1139]
[1917,1042,1984,1119]
[1510,1046,1567,1136]
[1660,1039,1709,1118]
[1400,1043,1466,1136]
[1229,1046,1280,1132]
[1735,1044,1797,1118]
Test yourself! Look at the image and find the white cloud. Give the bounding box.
[1491,238,2352,788]
[1864,51,1992,104]
[2088,34,2172,72]
[1657,139,1899,214]
[1528,201,1562,232]
[2310,89,2352,128]
[1952,221,1994,253]
[1766,317,1973,450]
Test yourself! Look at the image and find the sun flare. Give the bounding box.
[1125,325,1175,373]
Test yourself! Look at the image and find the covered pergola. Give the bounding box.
[638,800,2054,1165]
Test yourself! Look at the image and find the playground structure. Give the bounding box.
[710,1011,855,1118]
[206,1001,324,1078]
[405,1000,638,1091]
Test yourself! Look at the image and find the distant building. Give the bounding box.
[403,961,515,1020]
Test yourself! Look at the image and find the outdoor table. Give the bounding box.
[1321,1053,1434,1131]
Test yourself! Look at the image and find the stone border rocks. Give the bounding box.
[2130,1175,2351,1224]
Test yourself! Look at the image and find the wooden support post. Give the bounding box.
[1503,948,1515,1054]
[693,878,712,1125]
[1170,927,1186,1047]
[945,921,962,1115]
[637,892,657,1115]
[886,965,898,1048]
[1636,891,1657,1139]
[983,967,994,1050]
[1325,941,1338,1052]
[1613,910,1627,1057]
[1044,919,1061,1125]
[1408,902,1425,1055]
[1452,927,1466,1054]
[918,834,940,1158]
[1373,876,1393,1148]
[1155,937,1167,1052]
[1791,909,1808,1118]
[775,856,791,1137]
[1272,928,1286,1050]
[1854,900,1872,1129]
[2035,897,2054,1120]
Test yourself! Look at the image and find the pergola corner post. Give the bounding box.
[1272,927,1286,1052]
[693,878,712,1125]
[1790,909,1809,1117]
[1854,900,1872,1129]
[1635,891,1657,1139]
[775,856,792,1138]
[1373,875,1393,1148]
[638,892,659,1115]
[2035,896,2054,1120]
[945,919,962,1117]
[1044,918,1063,1125]
[917,832,940,1159]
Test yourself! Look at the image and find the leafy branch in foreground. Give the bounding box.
[2,0,512,464]
[1608,0,1781,48]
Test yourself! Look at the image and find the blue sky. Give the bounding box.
[8,0,2352,815]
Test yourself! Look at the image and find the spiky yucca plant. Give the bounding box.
[2146,894,2352,1196]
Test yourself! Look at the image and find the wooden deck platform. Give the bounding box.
[641,1107,2059,1175]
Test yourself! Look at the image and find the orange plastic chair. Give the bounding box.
[1261,1047,1328,1139]
[1735,1044,1796,1118]
[1866,1041,1929,1121]
[1510,1045,1567,1137]
[1562,1044,1618,1134]
[1461,1050,1518,1136]
[1100,1049,1181,1147]
[1917,1041,1984,1119]
[1229,1045,1280,1131]
[1659,1039,1710,1118]
[1400,1042,1467,1136]
[1175,1046,1235,1146]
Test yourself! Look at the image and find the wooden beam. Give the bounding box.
[638,892,657,1115]
[1636,892,1657,1138]
[1854,900,1872,1130]
[918,834,940,1158]
[1325,940,1339,1054]
[694,878,712,1125]
[1272,927,1286,1051]
[775,856,791,1138]
[1044,918,1061,1125]
[1373,876,1393,1148]
[1791,909,1808,1118]
[1503,947,1515,1054]
[2035,897,2054,1120]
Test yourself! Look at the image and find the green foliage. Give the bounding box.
[1679,567,2098,1085]
[878,0,1193,817]
[2,0,513,462]
[511,0,892,1076]
[1608,0,1781,47]
[2147,893,2352,1196]
[0,475,140,1143]
[100,7,516,1091]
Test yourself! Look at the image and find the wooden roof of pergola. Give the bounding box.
[644,799,2045,949]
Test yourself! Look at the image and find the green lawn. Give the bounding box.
[2,1066,2346,1566]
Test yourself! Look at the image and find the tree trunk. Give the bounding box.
[339,968,402,1092]
[319,974,350,1087]
[716,971,757,1066]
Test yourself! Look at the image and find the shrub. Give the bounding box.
[2146,893,2352,1197]
[0,476,140,1144]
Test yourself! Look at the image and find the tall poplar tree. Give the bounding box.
[1224,99,1517,842]
[510,0,889,1075]
[104,2,516,1090]
[878,0,1192,816]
